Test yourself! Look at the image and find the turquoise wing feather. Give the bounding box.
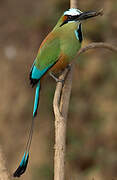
[30,33,60,86]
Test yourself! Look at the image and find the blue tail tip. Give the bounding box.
[13,152,29,177]
[33,110,37,118]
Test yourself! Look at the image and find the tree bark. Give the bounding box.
[70,0,78,8]
[53,67,73,180]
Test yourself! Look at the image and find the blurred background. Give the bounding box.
[0,0,117,179]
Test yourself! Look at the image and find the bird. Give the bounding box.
[13,8,99,177]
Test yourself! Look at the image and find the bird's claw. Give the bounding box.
[56,78,64,83]
[66,64,72,71]
[49,72,64,84]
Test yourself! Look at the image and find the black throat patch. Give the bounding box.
[76,23,83,43]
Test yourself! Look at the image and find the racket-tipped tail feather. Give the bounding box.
[13,152,29,177]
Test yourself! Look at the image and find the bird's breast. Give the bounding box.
[60,30,81,60]
[51,26,81,73]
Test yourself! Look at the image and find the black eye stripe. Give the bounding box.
[67,14,80,21]
[60,14,81,27]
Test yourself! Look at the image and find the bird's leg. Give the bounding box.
[49,64,72,83]
[49,72,64,83]
[66,64,72,71]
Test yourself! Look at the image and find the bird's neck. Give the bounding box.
[53,22,79,39]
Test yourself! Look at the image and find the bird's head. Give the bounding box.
[54,8,101,28]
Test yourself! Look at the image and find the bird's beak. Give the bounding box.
[76,10,102,21]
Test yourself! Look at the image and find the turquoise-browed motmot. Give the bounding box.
[13,8,100,177]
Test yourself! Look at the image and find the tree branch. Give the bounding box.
[78,42,117,56]
[70,0,78,8]
[53,65,73,180]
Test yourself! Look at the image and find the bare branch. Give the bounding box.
[53,68,70,120]
[53,66,72,180]
[54,69,73,180]
[78,42,117,56]
[70,0,78,9]
[59,67,73,119]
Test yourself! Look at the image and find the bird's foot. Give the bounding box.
[49,72,64,83]
[66,64,72,71]
[49,64,71,83]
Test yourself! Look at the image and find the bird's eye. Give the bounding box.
[62,15,68,22]
[60,15,69,27]
[68,15,72,19]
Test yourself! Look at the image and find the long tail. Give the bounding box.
[13,81,41,177]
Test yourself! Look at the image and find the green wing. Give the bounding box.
[35,32,60,70]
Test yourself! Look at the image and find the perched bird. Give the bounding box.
[13,8,99,177]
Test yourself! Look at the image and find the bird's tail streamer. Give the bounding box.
[13,81,41,177]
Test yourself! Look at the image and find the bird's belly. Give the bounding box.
[50,54,68,73]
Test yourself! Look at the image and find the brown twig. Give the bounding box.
[70,0,78,8]
[53,66,73,180]
[78,42,117,56]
